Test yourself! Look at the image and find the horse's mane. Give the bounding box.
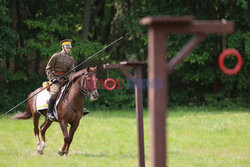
[69,66,97,83]
[69,69,87,83]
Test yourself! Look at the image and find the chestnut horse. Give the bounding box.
[12,67,98,155]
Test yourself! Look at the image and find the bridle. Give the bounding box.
[74,72,97,99]
[61,71,97,101]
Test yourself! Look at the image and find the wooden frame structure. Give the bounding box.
[103,61,146,167]
[140,16,234,167]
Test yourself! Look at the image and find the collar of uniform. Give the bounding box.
[60,50,68,56]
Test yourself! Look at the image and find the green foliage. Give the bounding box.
[0,0,249,110]
[0,78,44,112]
[0,68,28,82]
[0,1,18,82]
[85,69,136,110]
[0,1,17,57]
[87,88,135,110]
[71,38,104,61]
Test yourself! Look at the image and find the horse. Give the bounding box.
[12,66,98,156]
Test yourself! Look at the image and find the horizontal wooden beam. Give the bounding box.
[120,61,146,65]
[140,17,234,34]
[103,61,146,69]
[140,16,194,25]
[103,64,124,69]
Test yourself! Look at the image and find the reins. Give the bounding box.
[60,73,92,114]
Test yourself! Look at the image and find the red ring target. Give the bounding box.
[104,78,116,90]
[218,48,242,75]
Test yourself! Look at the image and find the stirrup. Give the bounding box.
[47,113,56,121]
[83,108,90,116]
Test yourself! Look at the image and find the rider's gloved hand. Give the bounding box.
[62,75,68,80]
[51,78,58,83]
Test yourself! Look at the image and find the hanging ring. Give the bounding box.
[104,78,116,90]
[218,48,242,75]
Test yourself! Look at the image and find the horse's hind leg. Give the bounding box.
[34,114,47,155]
[33,114,41,149]
[38,117,53,154]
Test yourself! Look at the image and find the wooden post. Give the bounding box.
[148,26,167,167]
[134,66,145,167]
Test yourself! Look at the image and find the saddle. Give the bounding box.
[36,82,66,120]
[37,81,89,119]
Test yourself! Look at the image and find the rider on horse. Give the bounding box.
[46,39,89,121]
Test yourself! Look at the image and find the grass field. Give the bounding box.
[0,108,249,167]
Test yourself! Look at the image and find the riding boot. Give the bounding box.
[47,98,56,120]
[83,108,90,116]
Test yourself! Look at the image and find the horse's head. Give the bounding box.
[83,66,99,101]
[69,66,99,101]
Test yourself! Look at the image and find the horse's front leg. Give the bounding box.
[64,120,80,154]
[59,121,69,156]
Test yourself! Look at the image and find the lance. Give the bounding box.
[2,36,123,117]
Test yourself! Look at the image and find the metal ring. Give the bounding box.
[104,78,116,90]
[218,48,242,75]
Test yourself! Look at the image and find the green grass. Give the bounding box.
[0,108,249,167]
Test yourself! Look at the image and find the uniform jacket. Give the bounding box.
[46,51,75,81]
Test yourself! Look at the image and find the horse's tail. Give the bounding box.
[12,90,37,120]
[12,104,32,119]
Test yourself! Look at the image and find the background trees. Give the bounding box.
[0,0,249,112]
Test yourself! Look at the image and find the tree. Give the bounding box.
[0,0,18,81]
[0,0,249,110]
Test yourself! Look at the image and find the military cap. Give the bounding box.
[60,39,72,48]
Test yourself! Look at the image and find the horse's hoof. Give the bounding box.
[41,141,46,149]
[37,149,43,155]
[58,151,64,156]
[37,145,43,155]
[58,149,64,156]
